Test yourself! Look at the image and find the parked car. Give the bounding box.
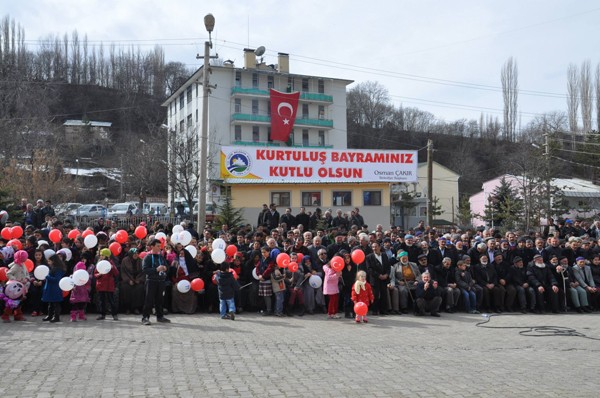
[143,203,168,216]
[192,202,218,223]
[56,203,82,216]
[108,202,139,219]
[68,204,107,220]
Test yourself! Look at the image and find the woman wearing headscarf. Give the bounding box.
[119,248,145,314]
[171,247,200,314]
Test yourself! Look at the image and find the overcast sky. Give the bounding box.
[7,1,600,128]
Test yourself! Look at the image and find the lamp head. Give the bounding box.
[204,14,215,33]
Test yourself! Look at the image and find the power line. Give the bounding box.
[554,147,600,156]
[550,155,600,170]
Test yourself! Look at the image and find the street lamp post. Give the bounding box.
[197,13,215,233]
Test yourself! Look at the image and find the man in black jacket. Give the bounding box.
[493,251,516,312]
[507,257,535,313]
[366,241,391,315]
[415,271,442,317]
[474,254,506,313]
[141,239,171,325]
[527,254,559,313]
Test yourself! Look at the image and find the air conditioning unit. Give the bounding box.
[415,192,422,198]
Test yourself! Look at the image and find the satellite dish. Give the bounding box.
[255,46,266,56]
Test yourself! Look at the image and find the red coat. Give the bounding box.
[94,262,119,292]
[351,282,374,305]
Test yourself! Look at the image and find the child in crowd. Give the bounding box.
[70,261,91,321]
[28,249,47,317]
[286,257,305,316]
[216,262,239,320]
[93,250,119,321]
[351,270,374,323]
[42,254,66,323]
[4,250,30,321]
[271,262,286,317]
[323,257,341,319]
[257,247,275,315]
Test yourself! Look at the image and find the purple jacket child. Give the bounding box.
[69,261,91,321]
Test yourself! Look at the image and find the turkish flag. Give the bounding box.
[270,89,300,142]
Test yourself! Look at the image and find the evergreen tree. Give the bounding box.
[214,193,245,230]
[482,177,523,230]
[397,191,418,229]
[430,196,443,219]
[456,194,475,226]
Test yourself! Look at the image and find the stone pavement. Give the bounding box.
[2,311,600,397]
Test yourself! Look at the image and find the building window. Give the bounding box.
[267,127,272,142]
[234,125,242,141]
[289,130,295,145]
[333,191,352,206]
[318,130,325,146]
[235,71,242,87]
[179,93,184,110]
[419,207,427,217]
[302,192,321,207]
[302,104,309,119]
[187,114,193,130]
[271,192,291,207]
[268,75,274,89]
[252,99,259,115]
[252,126,260,142]
[252,73,259,88]
[287,77,294,92]
[318,79,324,94]
[179,120,185,133]
[195,109,198,123]
[186,86,192,103]
[196,84,198,97]
[302,129,309,146]
[235,98,241,113]
[318,105,325,119]
[363,190,382,206]
[302,78,309,92]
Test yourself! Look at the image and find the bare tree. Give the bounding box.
[567,63,579,135]
[596,64,600,132]
[347,81,392,129]
[580,59,593,133]
[501,57,518,142]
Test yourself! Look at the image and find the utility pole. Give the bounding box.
[197,14,217,233]
[119,154,124,201]
[427,139,433,228]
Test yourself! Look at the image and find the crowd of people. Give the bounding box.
[1,200,600,326]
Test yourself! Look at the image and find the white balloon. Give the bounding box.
[155,232,167,241]
[59,277,75,291]
[172,225,184,234]
[84,235,98,249]
[212,238,226,251]
[211,248,226,264]
[0,210,7,224]
[58,248,72,262]
[44,249,56,260]
[179,231,192,246]
[185,245,197,258]
[308,275,322,289]
[170,232,180,244]
[252,267,259,280]
[96,260,112,275]
[33,265,50,280]
[72,269,90,286]
[177,279,191,293]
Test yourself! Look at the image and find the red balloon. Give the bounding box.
[82,229,94,238]
[0,267,7,282]
[212,274,218,285]
[138,251,148,259]
[1,227,11,240]
[288,262,299,273]
[232,270,239,280]
[68,229,81,240]
[49,229,63,244]
[115,230,128,244]
[24,259,34,273]
[296,253,304,264]
[276,253,290,268]
[109,242,122,256]
[191,278,205,292]
[7,239,22,250]
[354,302,368,316]
[134,226,147,240]
[225,244,237,257]
[10,226,23,239]
[330,256,344,272]
[351,249,365,264]
[62,290,70,298]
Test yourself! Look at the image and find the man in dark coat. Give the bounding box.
[415,271,442,316]
[527,254,559,313]
[365,241,391,315]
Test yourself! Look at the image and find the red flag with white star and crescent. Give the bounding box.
[269,89,300,142]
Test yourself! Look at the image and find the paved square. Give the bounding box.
[2,312,599,397]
